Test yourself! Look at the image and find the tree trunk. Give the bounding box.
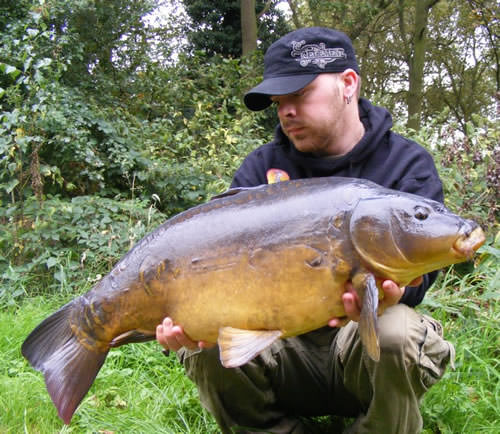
[287,0,302,28]
[406,0,440,131]
[306,0,322,26]
[241,0,257,56]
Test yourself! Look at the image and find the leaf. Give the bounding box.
[0,63,21,79]
[35,58,52,69]
[46,257,59,268]
[3,179,19,194]
[54,269,65,282]
[26,28,39,37]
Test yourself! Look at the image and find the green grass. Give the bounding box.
[1,245,498,433]
[418,253,500,434]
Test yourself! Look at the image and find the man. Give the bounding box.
[157,27,455,433]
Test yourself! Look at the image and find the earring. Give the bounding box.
[345,95,352,105]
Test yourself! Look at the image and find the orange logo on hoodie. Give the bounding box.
[266,169,290,184]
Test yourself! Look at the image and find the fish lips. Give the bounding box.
[452,225,485,259]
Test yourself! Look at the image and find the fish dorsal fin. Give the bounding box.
[210,186,259,200]
[218,327,282,368]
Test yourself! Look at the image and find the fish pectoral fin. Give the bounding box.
[352,272,380,362]
[109,329,156,347]
[218,327,282,368]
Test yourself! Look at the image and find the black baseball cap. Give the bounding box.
[244,27,359,111]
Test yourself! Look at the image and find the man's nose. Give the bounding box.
[277,101,296,118]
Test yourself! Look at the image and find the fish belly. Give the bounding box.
[164,243,350,343]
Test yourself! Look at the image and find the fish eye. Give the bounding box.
[414,206,429,221]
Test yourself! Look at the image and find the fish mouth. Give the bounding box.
[452,226,486,259]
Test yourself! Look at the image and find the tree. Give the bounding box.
[0,0,171,204]
[400,0,440,131]
[423,0,498,131]
[285,0,394,39]
[47,0,157,90]
[286,0,497,134]
[241,0,258,55]
[182,0,290,57]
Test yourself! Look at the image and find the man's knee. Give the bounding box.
[377,304,454,390]
[377,304,413,355]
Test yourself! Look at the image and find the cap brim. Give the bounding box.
[244,74,318,111]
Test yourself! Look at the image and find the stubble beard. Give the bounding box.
[287,122,338,156]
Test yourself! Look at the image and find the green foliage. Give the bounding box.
[0,0,274,213]
[0,1,164,205]
[129,52,274,212]
[0,194,165,306]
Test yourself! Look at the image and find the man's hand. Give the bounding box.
[156,317,214,352]
[327,277,423,328]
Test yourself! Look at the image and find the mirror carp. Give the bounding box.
[21,177,485,424]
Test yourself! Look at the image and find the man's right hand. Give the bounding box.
[156,317,214,352]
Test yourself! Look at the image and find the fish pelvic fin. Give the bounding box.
[218,327,282,368]
[21,301,108,424]
[352,272,380,362]
[109,329,156,347]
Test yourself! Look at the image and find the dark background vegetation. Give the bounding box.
[0,1,498,432]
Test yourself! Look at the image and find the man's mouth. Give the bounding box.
[285,125,305,136]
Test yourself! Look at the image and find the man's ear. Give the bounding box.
[341,69,359,100]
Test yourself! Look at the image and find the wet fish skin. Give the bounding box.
[21,177,485,424]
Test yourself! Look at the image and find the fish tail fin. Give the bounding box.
[354,272,380,362]
[21,301,108,424]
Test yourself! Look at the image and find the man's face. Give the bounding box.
[270,73,347,156]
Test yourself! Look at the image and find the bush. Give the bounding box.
[0,194,165,306]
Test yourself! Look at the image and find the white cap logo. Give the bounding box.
[291,40,347,69]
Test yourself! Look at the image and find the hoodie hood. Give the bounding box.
[277,98,393,176]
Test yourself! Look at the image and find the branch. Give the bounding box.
[425,0,441,8]
[257,0,273,20]
[398,0,410,58]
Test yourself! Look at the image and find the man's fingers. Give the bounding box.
[343,289,361,321]
[156,317,198,351]
[377,280,406,315]
[173,325,198,350]
[330,278,415,327]
[328,288,361,328]
[328,317,350,328]
[381,280,405,306]
[199,340,216,349]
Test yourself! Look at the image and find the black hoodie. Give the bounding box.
[231,98,443,307]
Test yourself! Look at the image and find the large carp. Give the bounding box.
[22,177,485,424]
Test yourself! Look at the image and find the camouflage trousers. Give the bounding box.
[178,305,455,434]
